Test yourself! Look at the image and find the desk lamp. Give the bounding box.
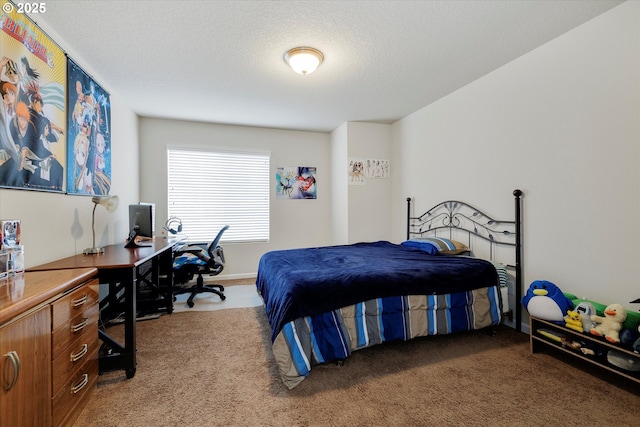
[84,195,119,255]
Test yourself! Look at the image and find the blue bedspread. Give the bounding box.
[256,241,498,341]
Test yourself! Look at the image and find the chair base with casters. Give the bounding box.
[172,225,230,308]
[173,269,226,308]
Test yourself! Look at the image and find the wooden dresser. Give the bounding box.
[0,268,99,427]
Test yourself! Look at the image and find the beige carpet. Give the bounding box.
[73,286,640,427]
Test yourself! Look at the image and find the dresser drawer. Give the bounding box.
[51,279,99,331]
[51,346,98,427]
[52,321,99,393]
[52,302,99,360]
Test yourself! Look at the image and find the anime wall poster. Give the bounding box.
[348,158,365,185]
[276,166,317,199]
[66,57,111,195]
[0,7,67,192]
[365,158,389,178]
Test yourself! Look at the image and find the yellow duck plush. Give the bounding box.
[590,303,627,344]
[564,309,583,333]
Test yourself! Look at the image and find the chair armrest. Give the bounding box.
[174,242,212,263]
[211,246,225,264]
[175,242,208,254]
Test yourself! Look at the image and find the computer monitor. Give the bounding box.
[124,203,154,248]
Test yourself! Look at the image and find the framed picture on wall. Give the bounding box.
[276,166,317,199]
[0,7,67,192]
[66,56,111,195]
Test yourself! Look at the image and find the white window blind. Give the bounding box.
[167,147,270,243]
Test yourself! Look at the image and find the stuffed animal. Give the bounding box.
[579,341,605,357]
[620,328,638,347]
[580,347,596,356]
[590,303,627,344]
[561,337,582,350]
[522,280,573,323]
[633,325,640,354]
[564,309,583,333]
[574,301,596,332]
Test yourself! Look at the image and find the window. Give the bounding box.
[167,147,270,243]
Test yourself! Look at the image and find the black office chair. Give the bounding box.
[173,225,229,307]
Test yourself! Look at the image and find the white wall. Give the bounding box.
[0,18,139,268]
[331,122,393,245]
[138,117,332,278]
[391,2,639,324]
[346,122,392,243]
[330,123,349,244]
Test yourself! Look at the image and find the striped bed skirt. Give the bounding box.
[271,285,503,389]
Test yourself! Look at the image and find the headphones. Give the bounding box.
[164,217,182,235]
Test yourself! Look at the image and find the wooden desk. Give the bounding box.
[30,238,183,379]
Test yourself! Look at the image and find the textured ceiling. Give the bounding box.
[35,0,623,133]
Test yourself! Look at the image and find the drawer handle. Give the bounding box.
[3,351,20,391]
[70,374,89,394]
[71,318,89,333]
[72,294,88,307]
[70,344,89,362]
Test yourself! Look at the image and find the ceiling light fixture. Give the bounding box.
[284,47,324,75]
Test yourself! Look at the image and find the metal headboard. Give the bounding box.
[406,189,523,331]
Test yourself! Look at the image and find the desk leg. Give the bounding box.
[134,250,175,315]
[97,244,175,378]
[124,268,137,378]
[160,247,174,314]
[98,270,137,378]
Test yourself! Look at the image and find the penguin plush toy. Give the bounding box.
[522,280,573,324]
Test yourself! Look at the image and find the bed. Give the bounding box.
[256,190,523,389]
